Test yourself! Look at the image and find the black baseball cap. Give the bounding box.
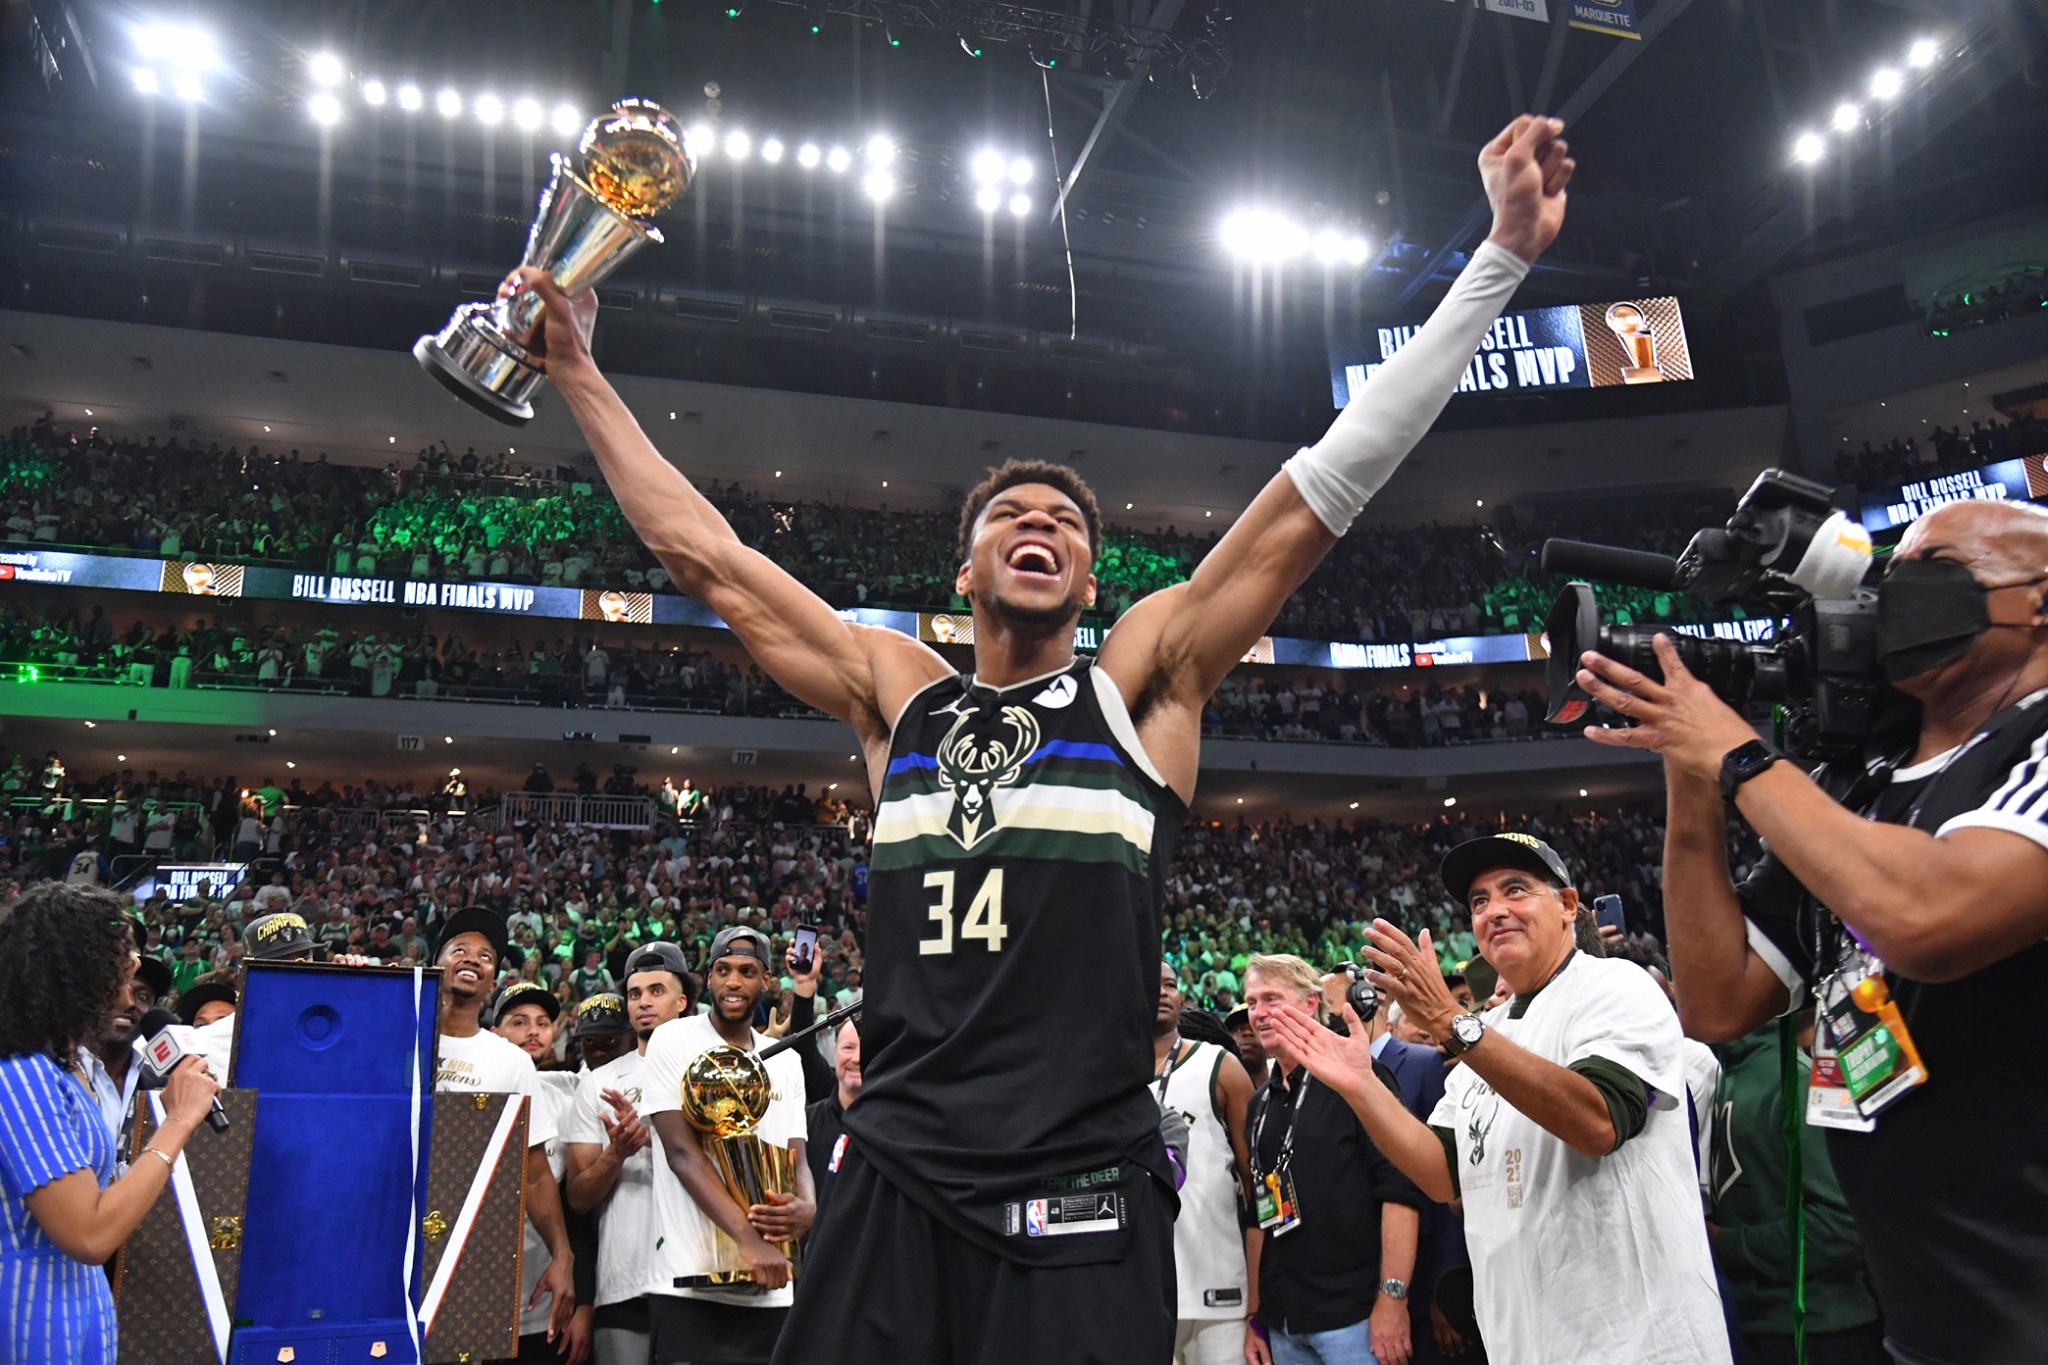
[491,980,561,1025]
[434,907,509,965]
[623,940,691,985]
[175,981,238,1027]
[1439,833,1573,904]
[133,953,174,1002]
[1223,1004,1250,1031]
[706,925,773,973]
[573,993,630,1037]
[245,912,315,961]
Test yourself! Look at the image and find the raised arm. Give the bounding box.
[1101,117,1571,735]
[505,268,948,748]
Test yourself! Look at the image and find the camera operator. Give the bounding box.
[1574,499,2048,1365]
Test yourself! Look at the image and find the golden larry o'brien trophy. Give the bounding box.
[413,97,695,426]
[673,999,859,1291]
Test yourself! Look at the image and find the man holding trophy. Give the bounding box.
[434,89,1572,1364]
[638,926,813,1365]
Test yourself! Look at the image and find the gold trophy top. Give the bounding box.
[577,98,695,220]
[680,1044,773,1139]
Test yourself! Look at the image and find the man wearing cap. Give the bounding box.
[638,926,812,1365]
[572,993,635,1074]
[175,981,237,1029]
[1263,833,1728,1365]
[433,908,578,1355]
[564,944,693,1365]
[1225,1004,1269,1089]
[183,910,336,1077]
[492,980,592,1365]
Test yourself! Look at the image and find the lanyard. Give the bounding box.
[1153,1039,1195,1103]
[1250,1069,1311,1176]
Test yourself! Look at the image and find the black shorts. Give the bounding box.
[770,1146,1175,1365]
[650,1293,787,1365]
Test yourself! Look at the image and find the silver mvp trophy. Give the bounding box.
[413,98,695,426]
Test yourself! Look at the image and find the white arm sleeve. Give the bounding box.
[1284,239,1531,536]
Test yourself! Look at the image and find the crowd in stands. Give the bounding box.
[9,413,1742,646]
[1835,410,2048,487]
[2,752,1752,1019]
[1911,264,2048,335]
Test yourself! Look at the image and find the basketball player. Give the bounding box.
[563,944,693,1365]
[504,112,1573,1364]
[1156,962,1257,1365]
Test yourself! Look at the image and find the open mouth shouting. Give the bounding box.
[1006,538,1062,582]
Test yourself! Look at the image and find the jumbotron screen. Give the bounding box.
[1329,295,1694,407]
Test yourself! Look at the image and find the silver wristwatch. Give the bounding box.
[1442,1012,1485,1057]
[1380,1278,1410,1301]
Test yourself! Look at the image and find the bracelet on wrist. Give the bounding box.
[142,1145,177,1171]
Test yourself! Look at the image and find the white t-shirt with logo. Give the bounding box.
[433,1029,557,1147]
[1431,953,1729,1365]
[638,1013,807,1308]
[559,1049,659,1308]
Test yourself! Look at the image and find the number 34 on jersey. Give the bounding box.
[921,868,1008,954]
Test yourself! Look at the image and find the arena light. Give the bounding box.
[826,145,852,173]
[135,23,222,74]
[863,168,896,201]
[308,51,345,86]
[797,142,822,169]
[1830,102,1860,133]
[132,67,161,95]
[551,103,581,136]
[866,134,898,166]
[1007,157,1032,185]
[1906,37,1940,69]
[171,72,204,103]
[362,79,387,106]
[688,123,716,158]
[308,91,343,126]
[436,88,463,118]
[1008,192,1031,217]
[474,93,505,127]
[761,137,785,163]
[724,129,752,160]
[975,185,1002,213]
[971,148,1006,185]
[397,83,423,112]
[1789,131,1827,166]
[513,97,543,132]
[1868,67,1903,101]
[1220,208,1308,264]
[1443,796,1457,807]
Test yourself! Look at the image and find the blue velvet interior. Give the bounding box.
[232,964,439,1339]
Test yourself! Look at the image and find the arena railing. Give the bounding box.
[498,792,656,829]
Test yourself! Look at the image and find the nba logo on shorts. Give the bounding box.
[1024,1199,1049,1237]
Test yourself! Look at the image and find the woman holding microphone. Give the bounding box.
[0,882,221,1364]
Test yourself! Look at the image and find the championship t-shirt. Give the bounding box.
[560,1049,660,1307]
[1431,953,1729,1365]
[638,1013,807,1308]
[433,1029,557,1148]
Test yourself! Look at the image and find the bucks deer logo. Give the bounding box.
[935,703,1043,849]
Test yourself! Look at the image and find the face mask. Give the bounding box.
[1878,558,2044,684]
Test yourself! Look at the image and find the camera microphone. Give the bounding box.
[1539,539,1683,592]
[138,1008,230,1133]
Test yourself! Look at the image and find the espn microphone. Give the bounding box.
[138,1008,229,1134]
[1539,539,1683,592]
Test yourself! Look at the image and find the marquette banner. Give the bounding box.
[1857,456,2048,534]
[1330,293,1692,406]
[1566,0,1641,38]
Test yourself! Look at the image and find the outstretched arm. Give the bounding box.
[1102,117,1572,762]
[504,268,948,746]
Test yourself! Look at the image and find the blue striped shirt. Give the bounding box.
[0,1052,118,1364]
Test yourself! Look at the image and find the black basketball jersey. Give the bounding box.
[839,657,1185,1265]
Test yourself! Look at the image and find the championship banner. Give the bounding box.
[1330,293,1692,406]
[1482,0,1550,21]
[1856,456,2048,534]
[1566,0,1641,38]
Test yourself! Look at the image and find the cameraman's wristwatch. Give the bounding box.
[1441,1012,1485,1058]
[1719,739,1782,805]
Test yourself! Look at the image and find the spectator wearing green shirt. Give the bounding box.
[568,947,615,1001]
